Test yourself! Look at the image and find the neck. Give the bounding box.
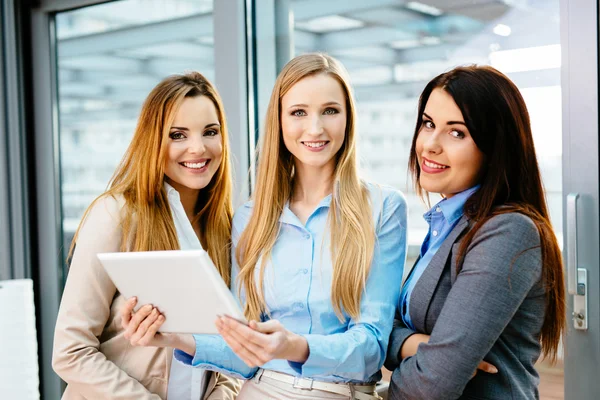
[167,180,200,222]
[180,190,200,221]
[291,160,335,206]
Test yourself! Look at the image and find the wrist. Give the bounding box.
[172,333,196,356]
[285,332,309,363]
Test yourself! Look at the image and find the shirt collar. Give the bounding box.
[164,181,180,200]
[282,194,332,226]
[426,185,480,225]
[244,194,332,226]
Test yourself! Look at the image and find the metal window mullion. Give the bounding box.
[31,6,64,400]
[0,0,12,281]
[213,0,251,205]
[2,0,31,280]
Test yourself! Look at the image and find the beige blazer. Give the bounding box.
[52,195,239,399]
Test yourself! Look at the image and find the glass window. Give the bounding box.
[56,0,215,275]
[286,0,562,256]
[264,0,563,395]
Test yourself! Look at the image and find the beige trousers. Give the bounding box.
[237,373,381,400]
[237,376,351,399]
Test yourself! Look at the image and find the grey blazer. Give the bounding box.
[385,212,545,400]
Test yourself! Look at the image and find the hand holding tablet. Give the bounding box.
[97,250,246,335]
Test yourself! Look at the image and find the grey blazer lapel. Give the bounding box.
[402,255,421,287]
[411,215,470,332]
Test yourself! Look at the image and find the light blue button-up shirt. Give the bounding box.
[399,186,479,330]
[174,183,407,383]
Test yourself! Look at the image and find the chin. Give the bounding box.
[419,180,444,195]
[298,156,335,168]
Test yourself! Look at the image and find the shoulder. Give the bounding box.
[83,193,127,229]
[461,211,543,282]
[232,201,254,238]
[474,211,540,246]
[364,182,407,226]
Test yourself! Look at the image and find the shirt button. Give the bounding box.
[293,302,304,309]
[432,230,438,236]
[302,269,308,274]
[304,233,311,239]
[436,207,441,213]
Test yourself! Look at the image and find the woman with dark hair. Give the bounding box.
[385,65,565,400]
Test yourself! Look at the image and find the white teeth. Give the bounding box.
[303,141,327,148]
[424,160,448,169]
[182,161,207,169]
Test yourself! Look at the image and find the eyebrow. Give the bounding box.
[170,123,220,130]
[423,112,467,127]
[287,101,342,109]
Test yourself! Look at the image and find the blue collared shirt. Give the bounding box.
[174,183,408,383]
[399,186,479,330]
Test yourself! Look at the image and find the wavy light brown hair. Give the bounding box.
[236,53,374,321]
[70,72,233,284]
[409,65,565,363]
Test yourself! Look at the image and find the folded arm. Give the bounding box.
[388,213,542,400]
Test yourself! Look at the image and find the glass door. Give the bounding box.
[561,0,600,398]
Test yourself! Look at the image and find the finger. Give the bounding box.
[124,304,153,339]
[221,316,271,348]
[120,297,137,329]
[217,319,267,366]
[249,319,281,334]
[223,321,274,363]
[130,307,159,345]
[139,314,165,346]
[219,326,264,367]
[477,361,498,374]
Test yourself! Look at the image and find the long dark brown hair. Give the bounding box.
[408,65,565,363]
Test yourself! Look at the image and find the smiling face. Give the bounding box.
[280,73,347,173]
[416,88,485,198]
[164,95,223,197]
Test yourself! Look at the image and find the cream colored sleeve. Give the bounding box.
[52,196,160,400]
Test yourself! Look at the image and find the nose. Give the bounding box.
[308,114,324,136]
[188,134,206,154]
[422,131,442,155]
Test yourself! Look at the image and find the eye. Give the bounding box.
[291,109,307,117]
[450,129,465,139]
[204,129,219,137]
[169,131,186,140]
[323,108,339,115]
[423,120,434,129]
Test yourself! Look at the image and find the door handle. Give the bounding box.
[566,193,587,330]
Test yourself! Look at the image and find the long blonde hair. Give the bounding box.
[70,72,233,284]
[236,53,374,321]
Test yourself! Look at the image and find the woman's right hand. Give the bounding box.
[120,297,196,355]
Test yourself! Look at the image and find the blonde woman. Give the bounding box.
[52,72,239,400]
[123,53,408,399]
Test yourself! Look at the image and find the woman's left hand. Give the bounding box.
[216,316,309,367]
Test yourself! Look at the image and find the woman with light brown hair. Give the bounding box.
[122,53,408,399]
[52,72,239,399]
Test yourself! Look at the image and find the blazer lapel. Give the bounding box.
[411,215,470,332]
[402,255,421,286]
[450,242,462,285]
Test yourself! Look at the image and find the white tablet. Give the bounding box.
[97,250,246,334]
